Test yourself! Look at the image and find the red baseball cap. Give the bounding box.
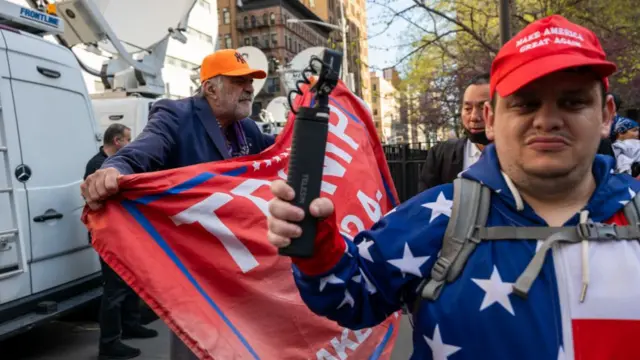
[490,15,617,99]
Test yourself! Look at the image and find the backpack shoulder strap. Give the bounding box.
[622,191,640,227]
[420,177,491,301]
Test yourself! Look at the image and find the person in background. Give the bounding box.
[611,117,640,175]
[418,73,492,191]
[84,124,158,360]
[596,92,623,158]
[81,49,275,360]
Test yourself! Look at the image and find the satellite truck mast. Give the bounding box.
[25,0,196,98]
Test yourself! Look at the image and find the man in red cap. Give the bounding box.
[81,49,275,359]
[265,15,640,359]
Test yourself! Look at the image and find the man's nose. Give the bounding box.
[245,82,254,95]
[532,103,563,131]
[471,106,484,122]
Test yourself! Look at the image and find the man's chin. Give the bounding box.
[522,162,575,179]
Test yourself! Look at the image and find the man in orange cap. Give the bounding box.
[81,49,274,359]
[266,15,640,359]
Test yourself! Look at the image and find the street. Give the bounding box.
[0,318,170,360]
[0,312,413,360]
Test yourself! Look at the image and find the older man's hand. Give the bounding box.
[81,167,122,210]
[267,180,334,248]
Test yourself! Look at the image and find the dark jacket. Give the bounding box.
[419,138,467,191]
[597,138,615,158]
[102,96,275,175]
[85,146,108,180]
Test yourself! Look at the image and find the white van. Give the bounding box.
[0,5,103,339]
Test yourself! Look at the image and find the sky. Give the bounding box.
[365,0,417,75]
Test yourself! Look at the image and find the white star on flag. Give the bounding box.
[319,273,344,291]
[619,187,636,206]
[387,243,429,277]
[274,155,281,162]
[252,161,260,171]
[424,324,461,360]
[264,159,272,167]
[422,192,453,223]
[337,289,354,309]
[471,265,515,315]
[357,238,375,262]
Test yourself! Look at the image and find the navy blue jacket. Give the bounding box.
[102,96,275,175]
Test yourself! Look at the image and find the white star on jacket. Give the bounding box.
[471,265,515,315]
[351,269,377,294]
[422,192,453,222]
[319,273,343,291]
[424,324,461,360]
[337,289,354,309]
[387,243,429,277]
[619,187,636,206]
[358,238,375,262]
[557,346,566,360]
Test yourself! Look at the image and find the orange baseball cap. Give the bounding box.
[490,15,617,99]
[200,49,267,83]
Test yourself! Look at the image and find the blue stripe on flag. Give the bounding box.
[123,200,261,359]
[329,97,363,125]
[135,167,248,205]
[380,171,397,208]
[136,172,214,205]
[369,323,395,360]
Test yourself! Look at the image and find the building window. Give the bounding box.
[263,35,270,48]
[288,37,292,50]
[225,34,232,49]
[270,13,276,25]
[271,33,277,46]
[165,56,198,70]
[223,8,230,24]
[251,15,257,27]
[252,36,259,46]
[373,109,378,115]
[263,13,268,25]
[198,0,211,12]
[244,16,249,28]
[187,27,213,44]
[284,35,288,49]
[244,37,250,46]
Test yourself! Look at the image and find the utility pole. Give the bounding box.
[499,0,511,45]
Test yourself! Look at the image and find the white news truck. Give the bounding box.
[0,0,196,339]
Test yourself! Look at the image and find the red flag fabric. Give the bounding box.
[83,81,402,359]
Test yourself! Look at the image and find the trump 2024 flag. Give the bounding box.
[83,82,401,359]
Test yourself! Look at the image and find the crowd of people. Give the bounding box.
[81,13,640,360]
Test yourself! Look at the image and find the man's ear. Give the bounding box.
[484,100,495,140]
[603,93,615,135]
